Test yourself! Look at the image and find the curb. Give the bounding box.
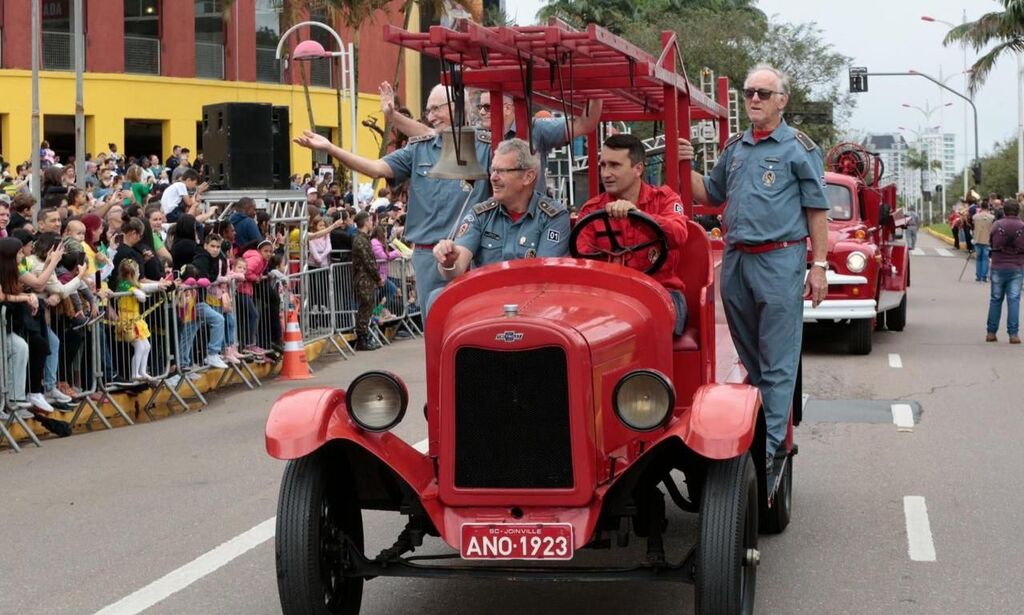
[925,227,956,247]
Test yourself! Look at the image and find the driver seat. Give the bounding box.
[672,220,712,352]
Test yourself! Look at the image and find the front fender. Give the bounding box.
[680,383,761,459]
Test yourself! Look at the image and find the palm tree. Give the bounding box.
[943,0,1024,94]
[905,147,943,206]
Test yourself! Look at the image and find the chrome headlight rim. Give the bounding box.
[612,369,676,432]
[345,370,409,432]
[846,251,867,273]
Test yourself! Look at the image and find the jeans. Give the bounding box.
[906,227,918,250]
[5,332,29,401]
[975,244,991,281]
[219,306,237,346]
[237,293,259,347]
[44,325,59,391]
[179,302,226,367]
[987,268,1024,336]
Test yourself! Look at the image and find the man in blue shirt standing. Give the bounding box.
[681,64,830,491]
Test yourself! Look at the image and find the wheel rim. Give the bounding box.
[319,494,346,610]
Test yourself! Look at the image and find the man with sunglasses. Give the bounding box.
[680,64,829,491]
[432,138,568,282]
[294,83,493,320]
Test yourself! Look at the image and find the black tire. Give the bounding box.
[759,453,793,534]
[886,295,907,332]
[276,450,364,615]
[847,318,873,355]
[695,453,758,615]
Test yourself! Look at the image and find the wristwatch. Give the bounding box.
[811,261,828,270]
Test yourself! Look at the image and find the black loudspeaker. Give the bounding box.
[202,103,274,190]
[271,106,291,189]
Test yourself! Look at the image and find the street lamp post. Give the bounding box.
[922,13,971,197]
[899,124,941,222]
[275,22,358,196]
[902,102,951,222]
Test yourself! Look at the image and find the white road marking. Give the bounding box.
[93,517,276,615]
[910,248,925,256]
[801,393,809,412]
[891,403,914,431]
[903,496,937,562]
[413,437,429,453]
[888,353,903,368]
[936,248,955,257]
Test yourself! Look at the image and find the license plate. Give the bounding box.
[460,523,574,561]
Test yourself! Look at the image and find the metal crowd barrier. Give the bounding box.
[288,265,351,357]
[1,305,38,451]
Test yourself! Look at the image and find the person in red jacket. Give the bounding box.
[577,133,690,334]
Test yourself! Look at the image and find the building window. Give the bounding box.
[195,0,225,79]
[308,7,333,88]
[41,0,77,71]
[255,0,283,83]
[125,0,160,75]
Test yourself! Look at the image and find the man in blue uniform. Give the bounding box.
[294,84,492,319]
[681,64,829,488]
[433,138,569,280]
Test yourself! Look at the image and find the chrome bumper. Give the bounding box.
[803,299,877,321]
[803,270,869,286]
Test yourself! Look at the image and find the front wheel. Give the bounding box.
[276,450,365,615]
[886,295,907,332]
[695,453,758,615]
[847,318,873,355]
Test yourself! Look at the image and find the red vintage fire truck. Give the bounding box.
[804,143,909,354]
[267,19,796,615]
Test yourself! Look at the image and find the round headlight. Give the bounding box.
[345,371,408,432]
[613,370,675,431]
[846,251,867,273]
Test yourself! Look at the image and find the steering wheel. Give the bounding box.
[569,209,670,275]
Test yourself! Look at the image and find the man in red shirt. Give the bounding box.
[577,133,690,334]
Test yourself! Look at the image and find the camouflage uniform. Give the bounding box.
[351,230,381,339]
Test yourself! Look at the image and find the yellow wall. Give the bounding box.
[0,70,388,185]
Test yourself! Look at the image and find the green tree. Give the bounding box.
[943,0,1024,94]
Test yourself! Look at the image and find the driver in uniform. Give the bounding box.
[576,133,691,335]
[433,138,569,280]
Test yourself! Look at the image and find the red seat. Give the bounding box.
[673,324,700,351]
[673,220,713,350]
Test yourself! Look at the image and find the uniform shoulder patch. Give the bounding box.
[794,130,818,152]
[723,132,743,149]
[538,199,565,218]
[472,198,499,215]
[407,133,435,145]
[476,129,492,144]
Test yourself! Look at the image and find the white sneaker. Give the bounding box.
[27,393,55,413]
[46,388,73,403]
[187,372,202,381]
[167,375,182,387]
[15,409,33,420]
[205,354,229,369]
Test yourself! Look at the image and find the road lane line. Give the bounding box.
[93,517,276,615]
[936,248,954,257]
[888,353,903,368]
[413,437,429,453]
[903,496,937,562]
[891,403,914,431]
[910,248,925,256]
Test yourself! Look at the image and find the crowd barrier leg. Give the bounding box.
[142,290,205,418]
[0,308,32,451]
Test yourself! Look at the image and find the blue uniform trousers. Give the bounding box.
[412,246,448,322]
[721,244,805,458]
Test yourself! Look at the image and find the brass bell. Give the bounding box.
[428,128,488,181]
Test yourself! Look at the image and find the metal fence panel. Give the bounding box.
[125,36,160,75]
[196,41,225,79]
[42,31,75,71]
[256,46,280,83]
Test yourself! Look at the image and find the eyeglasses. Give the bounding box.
[742,88,783,101]
[491,167,528,176]
[424,104,445,116]
[477,104,491,113]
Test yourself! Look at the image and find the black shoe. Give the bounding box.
[355,335,381,351]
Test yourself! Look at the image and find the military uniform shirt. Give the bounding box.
[454,191,570,267]
[703,119,829,246]
[382,130,493,245]
[505,118,568,191]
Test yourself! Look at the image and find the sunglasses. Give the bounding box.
[742,88,782,101]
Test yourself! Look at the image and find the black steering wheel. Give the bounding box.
[569,209,670,275]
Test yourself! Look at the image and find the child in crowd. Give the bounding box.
[114,259,160,381]
[236,241,271,355]
[193,232,243,364]
[306,216,333,269]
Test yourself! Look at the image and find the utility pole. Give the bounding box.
[74,0,85,189]
[30,0,40,216]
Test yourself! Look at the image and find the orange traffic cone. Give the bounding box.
[279,303,312,380]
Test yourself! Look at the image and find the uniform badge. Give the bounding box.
[519,236,527,246]
[647,247,659,263]
[673,202,684,214]
[547,229,561,242]
[762,169,776,187]
[525,249,537,258]
[456,222,469,238]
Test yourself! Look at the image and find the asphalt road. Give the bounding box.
[2,231,1021,615]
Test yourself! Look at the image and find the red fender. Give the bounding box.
[265,387,436,495]
[680,383,761,459]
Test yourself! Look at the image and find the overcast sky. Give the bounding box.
[507,0,1019,170]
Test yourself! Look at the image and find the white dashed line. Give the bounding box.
[888,353,903,368]
[910,248,925,256]
[936,248,955,257]
[903,496,937,562]
[891,403,914,431]
[413,438,429,453]
[93,517,276,615]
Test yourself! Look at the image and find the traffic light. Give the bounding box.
[972,162,982,185]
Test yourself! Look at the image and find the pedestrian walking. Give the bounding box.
[973,202,995,282]
[905,207,920,250]
[682,63,829,488]
[351,211,382,351]
[986,199,1024,343]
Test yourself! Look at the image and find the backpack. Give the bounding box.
[993,224,1024,255]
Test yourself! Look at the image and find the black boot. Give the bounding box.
[356,334,380,351]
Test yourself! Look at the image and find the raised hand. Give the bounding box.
[293,130,332,152]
